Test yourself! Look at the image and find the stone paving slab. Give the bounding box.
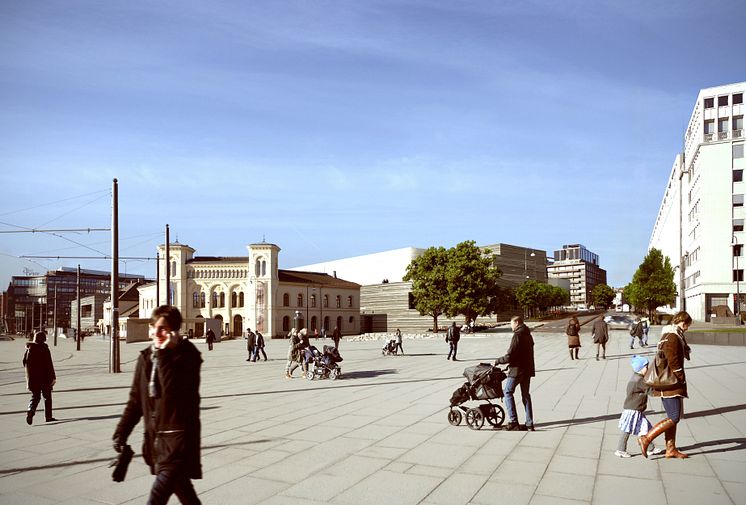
[1,329,745,504]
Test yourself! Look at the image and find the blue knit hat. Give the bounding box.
[631,355,648,373]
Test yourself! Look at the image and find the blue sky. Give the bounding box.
[0,0,743,289]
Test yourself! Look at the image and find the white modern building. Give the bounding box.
[649,81,745,322]
[547,244,607,307]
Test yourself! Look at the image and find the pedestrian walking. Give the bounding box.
[639,311,692,459]
[331,326,341,350]
[253,331,267,361]
[205,328,215,351]
[285,328,304,378]
[112,305,203,504]
[494,315,535,431]
[591,317,609,360]
[641,317,650,347]
[394,328,404,354]
[245,328,256,362]
[23,331,57,424]
[629,317,644,349]
[446,321,460,361]
[614,356,663,458]
[566,316,581,360]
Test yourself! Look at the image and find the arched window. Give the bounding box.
[336,316,343,331]
[282,316,290,332]
[261,260,266,276]
[192,292,199,308]
[171,261,176,276]
[297,293,303,307]
[255,257,263,277]
[212,292,218,307]
[336,295,341,308]
[323,316,330,331]
[323,295,329,308]
[349,316,354,324]
[231,292,237,308]
[283,293,290,307]
[310,294,316,308]
[200,292,206,308]
[311,316,317,331]
[239,292,244,307]
[219,292,225,307]
[348,295,353,308]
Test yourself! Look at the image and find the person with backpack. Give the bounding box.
[629,318,644,349]
[566,316,581,360]
[446,321,460,361]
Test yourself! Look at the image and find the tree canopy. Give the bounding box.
[515,280,568,317]
[404,241,504,331]
[593,284,616,310]
[624,248,677,319]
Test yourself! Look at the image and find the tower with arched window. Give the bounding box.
[248,242,280,337]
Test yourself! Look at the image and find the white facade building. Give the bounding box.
[547,244,607,306]
[649,82,745,322]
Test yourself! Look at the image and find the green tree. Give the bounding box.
[403,246,450,332]
[625,248,677,320]
[515,280,542,318]
[444,240,502,324]
[593,284,615,310]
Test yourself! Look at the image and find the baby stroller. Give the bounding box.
[305,345,343,380]
[382,339,398,356]
[448,363,507,430]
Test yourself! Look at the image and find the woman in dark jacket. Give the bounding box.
[113,306,203,504]
[639,311,692,459]
[566,316,581,360]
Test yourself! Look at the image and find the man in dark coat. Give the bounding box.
[446,321,460,361]
[23,331,57,424]
[591,317,609,360]
[331,326,341,350]
[495,315,535,431]
[205,328,215,351]
[245,328,256,362]
[113,305,202,505]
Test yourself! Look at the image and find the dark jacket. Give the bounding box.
[246,331,256,347]
[651,329,689,398]
[630,322,644,337]
[113,339,203,478]
[446,325,460,343]
[255,332,265,348]
[287,334,301,361]
[495,323,535,379]
[591,319,609,344]
[566,319,580,346]
[23,342,56,391]
[205,329,215,343]
[623,372,651,411]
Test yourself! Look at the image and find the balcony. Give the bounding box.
[734,129,743,139]
[718,131,729,140]
[704,133,714,142]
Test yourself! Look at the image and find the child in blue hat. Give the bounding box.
[615,355,663,457]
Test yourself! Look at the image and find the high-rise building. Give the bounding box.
[650,82,745,322]
[547,244,607,307]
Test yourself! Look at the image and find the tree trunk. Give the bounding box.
[433,314,439,333]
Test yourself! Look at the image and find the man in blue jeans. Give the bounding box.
[495,315,535,431]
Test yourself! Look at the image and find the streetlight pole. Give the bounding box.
[735,235,741,322]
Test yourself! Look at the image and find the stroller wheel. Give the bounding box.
[447,409,462,426]
[305,370,314,381]
[483,404,506,427]
[465,408,485,430]
[329,368,340,380]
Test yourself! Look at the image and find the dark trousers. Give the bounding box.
[207,341,213,351]
[395,342,404,354]
[447,342,458,360]
[148,465,201,505]
[27,386,53,420]
[253,346,267,361]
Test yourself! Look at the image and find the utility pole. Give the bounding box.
[53,283,57,346]
[111,178,120,373]
[156,251,160,306]
[76,264,81,351]
[165,224,170,305]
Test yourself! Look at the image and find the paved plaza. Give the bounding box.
[1,327,745,505]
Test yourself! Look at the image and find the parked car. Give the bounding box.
[604,315,635,329]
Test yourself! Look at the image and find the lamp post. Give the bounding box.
[735,235,741,322]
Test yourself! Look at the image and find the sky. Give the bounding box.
[1,0,743,289]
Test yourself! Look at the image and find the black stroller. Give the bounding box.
[381,339,398,356]
[448,363,507,430]
[305,345,343,380]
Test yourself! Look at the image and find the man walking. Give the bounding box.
[245,328,256,362]
[331,326,341,350]
[205,327,215,351]
[629,318,644,349]
[446,321,460,361]
[253,331,267,361]
[112,305,203,505]
[23,331,57,424]
[495,315,535,431]
[592,316,609,360]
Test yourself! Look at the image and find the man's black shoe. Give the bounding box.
[26,412,33,425]
[504,422,521,431]
[45,417,58,422]
[525,424,536,431]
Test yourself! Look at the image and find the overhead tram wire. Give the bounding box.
[0,189,110,218]
[0,228,110,233]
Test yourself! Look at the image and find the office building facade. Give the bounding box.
[547,244,607,306]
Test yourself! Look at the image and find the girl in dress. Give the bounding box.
[615,355,664,458]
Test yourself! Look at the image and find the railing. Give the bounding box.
[734,129,743,139]
[718,131,728,140]
[704,133,714,142]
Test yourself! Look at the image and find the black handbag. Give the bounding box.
[110,444,134,482]
[643,351,679,390]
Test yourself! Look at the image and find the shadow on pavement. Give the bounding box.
[687,361,746,370]
[341,369,398,380]
[680,438,746,455]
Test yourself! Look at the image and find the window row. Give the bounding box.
[188,269,247,279]
[704,93,743,108]
[280,315,355,332]
[281,293,355,308]
[192,291,245,308]
[703,116,744,140]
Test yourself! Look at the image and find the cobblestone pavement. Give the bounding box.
[1,329,745,505]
